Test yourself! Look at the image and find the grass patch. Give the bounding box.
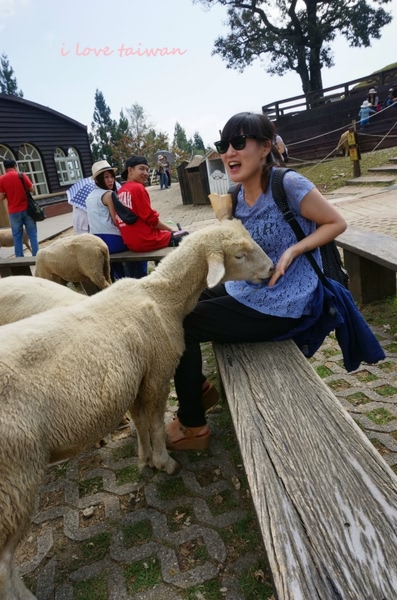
[384,343,397,353]
[346,392,371,405]
[82,532,111,561]
[220,514,262,558]
[168,505,195,531]
[208,489,239,515]
[74,572,108,600]
[365,408,396,425]
[321,348,340,358]
[378,361,397,373]
[124,558,162,595]
[122,520,153,547]
[112,442,135,461]
[374,385,397,397]
[315,365,334,378]
[294,147,397,193]
[238,562,274,599]
[184,579,223,599]
[78,476,103,497]
[360,296,397,337]
[327,379,352,391]
[115,465,140,485]
[157,477,190,501]
[354,370,378,383]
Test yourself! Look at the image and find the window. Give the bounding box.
[18,144,49,195]
[0,145,16,175]
[55,147,83,185]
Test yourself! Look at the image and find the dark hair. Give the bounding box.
[220,112,281,190]
[3,159,17,169]
[95,170,117,191]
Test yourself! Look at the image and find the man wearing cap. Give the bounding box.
[0,159,39,256]
[116,156,178,252]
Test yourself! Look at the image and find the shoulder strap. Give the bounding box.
[228,183,242,217]
[271,167,327,284]
[19,172,28,192]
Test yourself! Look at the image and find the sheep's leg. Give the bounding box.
[129,399,154,469]
[144,380,179,475]
[0,538,35,599]
[0,444,46,599]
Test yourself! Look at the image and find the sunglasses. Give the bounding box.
[214,134,258,154]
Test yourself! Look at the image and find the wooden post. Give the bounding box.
[349,120,361,178]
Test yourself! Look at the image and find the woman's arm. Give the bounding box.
[101,191,118,226]
[269,187,347,286]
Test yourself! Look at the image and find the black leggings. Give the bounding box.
[174,284,304,427]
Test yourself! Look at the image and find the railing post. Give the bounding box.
[349,120,361,178]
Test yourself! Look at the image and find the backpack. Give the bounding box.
[230,168,349,288]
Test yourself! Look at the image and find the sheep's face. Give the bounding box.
[206,221,274,288]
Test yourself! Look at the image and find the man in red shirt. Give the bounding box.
[0,159,39,256]
[116,155,181,252]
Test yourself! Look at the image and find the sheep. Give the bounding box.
[0,219,273,600]
[34,233,111,290]
[0,227,32,253]
[336,130,350,156]
[0,275,86,326]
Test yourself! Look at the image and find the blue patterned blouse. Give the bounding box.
[225,168,322,318]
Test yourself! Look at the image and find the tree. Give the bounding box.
[110,103,170,167]
[0,53,23,97]
[194,1,393,94]
[193,131,205,153]
[173,122,192,154]
[88,90,118,164]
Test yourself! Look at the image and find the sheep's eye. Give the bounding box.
[235,254,245,260]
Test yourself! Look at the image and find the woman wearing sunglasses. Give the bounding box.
[166,112,347,451]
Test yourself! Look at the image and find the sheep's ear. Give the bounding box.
[207,254,225,288]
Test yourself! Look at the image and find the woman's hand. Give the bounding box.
[268,247,297,287]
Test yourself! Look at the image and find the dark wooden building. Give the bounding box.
[0,94,92,217]
[263,66,397,161]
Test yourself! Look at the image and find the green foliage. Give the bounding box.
[194,1,393,94]
[124,558,162,595]
[89,89,120,166]
[0,53,23,97]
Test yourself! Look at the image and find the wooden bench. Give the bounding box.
[0,248,173,278]
[213,339,397,599]
[335,227,397,303]
[0,248,173,294]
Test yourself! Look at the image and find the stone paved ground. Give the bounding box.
[13,178,397,599]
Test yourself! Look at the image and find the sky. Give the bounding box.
[1,0,397,150]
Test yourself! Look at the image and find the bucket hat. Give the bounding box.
[91,160,117,180]
[368,88,377,94]
[361,100,370,108]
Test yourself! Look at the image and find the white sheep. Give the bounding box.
[0,219,273,600]
[0,275,86,326]
[34,233,111,290]
[0,227,31,253]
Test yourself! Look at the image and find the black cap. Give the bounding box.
[121,155,149,180]
[3,159,17,169]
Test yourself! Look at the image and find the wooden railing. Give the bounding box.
[263,66,397,119]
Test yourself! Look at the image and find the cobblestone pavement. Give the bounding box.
[13,180,397,599]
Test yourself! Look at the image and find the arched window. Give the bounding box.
[0,145,16,175]
[18,144,49,195]
[54,146,83,185]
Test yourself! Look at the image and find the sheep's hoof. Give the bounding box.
[95,437,108,449]
[163,457,181,475]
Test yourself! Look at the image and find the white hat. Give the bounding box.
[361,100,370,108]
[158,155,164,160]
[368,88,376,94]
[91,160,117,180]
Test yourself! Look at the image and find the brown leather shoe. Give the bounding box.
[202,381,220,412]
[166,418,210,451]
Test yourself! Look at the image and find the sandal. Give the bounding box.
[202,381,220,412]
[166,418,210,451]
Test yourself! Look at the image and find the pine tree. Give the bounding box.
[193,132,205,153]
[88,90,117,164]
[0,54,23,97]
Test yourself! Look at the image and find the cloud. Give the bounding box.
[0,0,30,28]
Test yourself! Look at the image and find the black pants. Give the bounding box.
[174,284,304,427]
